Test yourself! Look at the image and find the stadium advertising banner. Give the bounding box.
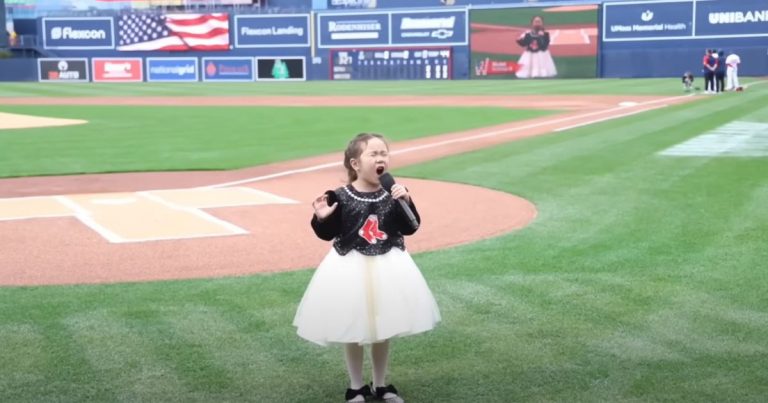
[234,14,310,48]
[42,17,115,50]
[317,12,390,48]
[202,57,255,82]
[117,13,229,51]
[327,0,377,9]
[602,1,694,41]
[317,9,467,48]
[38,58,90,82]
[92,58,144,82]
[694,0,768,37]
[331,48,451,80]
[603,0,768,41]
[255,57,306,81]
[470,5,598,79]
[390,9,468,46]
[145,57,199,82]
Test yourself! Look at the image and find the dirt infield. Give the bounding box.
[0,94,697,286]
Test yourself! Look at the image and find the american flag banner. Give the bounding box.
[117,13,230,52]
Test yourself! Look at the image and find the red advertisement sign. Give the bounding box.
[474,58,520,76]
[92,58,143,82]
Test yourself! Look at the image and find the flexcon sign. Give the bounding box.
[92,58,143,82]
[234,14,310,48]
[42,17,115,49]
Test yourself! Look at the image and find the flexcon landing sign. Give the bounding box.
[234,15,310,48]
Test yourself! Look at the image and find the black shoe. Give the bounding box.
[372,384,404,402]
[345,384,372,402]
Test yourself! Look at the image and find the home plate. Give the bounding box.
[619,101,639,107]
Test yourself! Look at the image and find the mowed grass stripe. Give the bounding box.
[0,106,553,178]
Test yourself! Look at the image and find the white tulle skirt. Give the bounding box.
[516,50,558,78]
[293,248,441,346]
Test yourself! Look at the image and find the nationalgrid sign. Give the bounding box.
[145,58,199,82]
[234,14,310,48]
[42,17,115,50]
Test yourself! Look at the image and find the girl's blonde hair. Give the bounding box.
[343,133,388,183]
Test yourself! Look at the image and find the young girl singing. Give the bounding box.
[293,133,441,402]
[515,15,557,78]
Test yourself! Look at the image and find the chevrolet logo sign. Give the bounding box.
[431,29,453,39]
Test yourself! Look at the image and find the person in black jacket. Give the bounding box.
[515,15,557,78]
[294,133,440,403]
[715,49,726,93]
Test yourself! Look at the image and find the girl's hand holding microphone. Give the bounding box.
[389,184,411,204]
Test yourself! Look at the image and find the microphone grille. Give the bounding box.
[379,172,396,193]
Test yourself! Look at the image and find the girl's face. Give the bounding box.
[532,16,544,29]
[351,137,389,188]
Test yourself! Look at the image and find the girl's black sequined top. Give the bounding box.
[311,185,421,256]
[516,30,550,52]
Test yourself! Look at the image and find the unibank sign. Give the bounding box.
[695,0,768,37]
[42,17,115,49]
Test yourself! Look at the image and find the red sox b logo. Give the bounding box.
[359,214,388,244]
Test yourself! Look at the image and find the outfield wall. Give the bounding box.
[13,8,470,82]
[2,0,766,81]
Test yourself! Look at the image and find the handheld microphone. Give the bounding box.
[379,172,420,231]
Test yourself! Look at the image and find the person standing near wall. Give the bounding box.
[725,51,742,91]
[715,50,726,93]
[702,49,717,94]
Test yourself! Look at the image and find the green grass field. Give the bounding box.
[0,106,552,178]
[1,79,768,402]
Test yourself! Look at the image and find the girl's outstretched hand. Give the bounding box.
[312,194,338,221]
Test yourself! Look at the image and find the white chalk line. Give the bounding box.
[53,195,127,244]
[554,104,668,132]
[206,93,695,189]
